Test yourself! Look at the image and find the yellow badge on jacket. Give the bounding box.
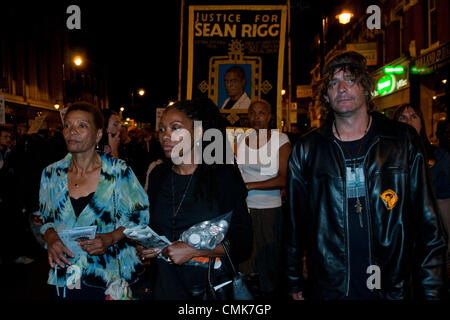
[380,189,398,210]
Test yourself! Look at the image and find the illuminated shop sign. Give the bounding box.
[377,74,395,95]
[382,66,404,74]
[410,66,433,75]
[372,65,408,97]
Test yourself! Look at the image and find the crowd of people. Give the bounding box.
[0,51,449,301]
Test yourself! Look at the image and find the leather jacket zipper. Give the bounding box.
[334,134,380,297]
[333,140,351,297]
[363,138,379,276]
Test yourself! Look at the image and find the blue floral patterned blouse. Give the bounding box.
[39,152,150,289]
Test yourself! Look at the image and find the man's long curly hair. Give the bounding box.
[320,51,375,112]
[166,97,241,208]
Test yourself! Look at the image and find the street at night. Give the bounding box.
[0,0,449,315]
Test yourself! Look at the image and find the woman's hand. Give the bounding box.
[108,132,121,159]
[162,241,197,265]
[136,245,161,260]
[78,233,114,256]
[44,228,74,269]
[290,291,305,300]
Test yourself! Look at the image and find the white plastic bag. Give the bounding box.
[180,212,232,250]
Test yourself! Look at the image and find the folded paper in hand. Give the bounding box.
[123,225,171,251]
[58,226,97,257]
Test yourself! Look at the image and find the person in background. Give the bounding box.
[118,126,139,180]
[437,119,450,154]
[0,126,12,168]
[394,104,450,261]
[137,98,252,300]
[143,130,166,193]
[98,109,121,159]
[0,126,15,265]
[285,51,447,300]
[39,101,149,300]
[237,99,291,299]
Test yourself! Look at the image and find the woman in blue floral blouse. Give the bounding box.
[39,101,149,299]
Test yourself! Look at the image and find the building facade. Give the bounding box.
[0,4,109,135]
[308,0,449,142]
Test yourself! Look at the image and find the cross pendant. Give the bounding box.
[355,198,364,228]
[355,198,363,214]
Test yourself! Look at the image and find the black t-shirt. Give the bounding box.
[335,121,378,300]
[148,163,251,253]
[151,171,216,242]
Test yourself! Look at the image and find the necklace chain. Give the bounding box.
[171,166,194,218]
[334,116,371,227]
[69,161,101,188]
[334,116,371,162]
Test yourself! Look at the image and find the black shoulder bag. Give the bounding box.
[204,240,253,300]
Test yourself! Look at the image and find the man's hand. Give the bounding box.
[108,132,121,159]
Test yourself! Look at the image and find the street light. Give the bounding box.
[73,56,83,66]
[131,88,146,109]
[62,54,85,106]
[337,11,353,24]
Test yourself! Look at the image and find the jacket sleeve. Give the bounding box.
[408,130,448,299]
[285,142,307,294]
[116,163,150,228]
[39,167,55,237]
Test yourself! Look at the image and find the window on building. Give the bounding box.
[389,2,404,60]
[425,0,438,47]
[429,0,437,45]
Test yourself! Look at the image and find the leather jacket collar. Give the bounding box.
[317,111,402,142]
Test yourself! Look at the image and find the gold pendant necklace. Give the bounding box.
[69,159,101,189]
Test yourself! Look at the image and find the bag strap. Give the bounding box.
[207,239,238,278]
[221,239,239,277]
[205,239,235,299]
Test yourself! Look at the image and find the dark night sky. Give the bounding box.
[68,0,342,111]
[68,0,183,115]
[12,1,343,121]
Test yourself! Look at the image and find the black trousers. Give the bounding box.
[239,207,283,293]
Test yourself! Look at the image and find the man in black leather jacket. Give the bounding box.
[285,51,448,300]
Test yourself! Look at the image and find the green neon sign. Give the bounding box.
[377,74,395,95]
[383,66,405,74]
[411,66,433,75]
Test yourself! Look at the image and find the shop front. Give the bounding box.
[2,98,62,136]
[370,56,411,119]
[410,41,449,144]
